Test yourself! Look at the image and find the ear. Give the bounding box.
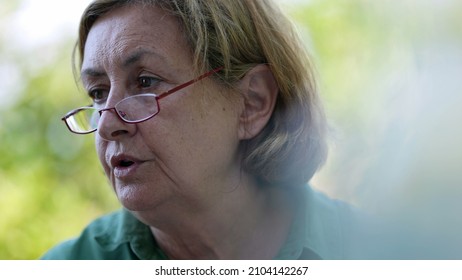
[238,64,278,140]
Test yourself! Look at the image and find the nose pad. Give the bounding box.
[97,107,134,139]
[118,110,128,119]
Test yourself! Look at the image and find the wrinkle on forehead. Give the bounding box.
[81,4,190,74]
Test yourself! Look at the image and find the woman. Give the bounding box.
[42,0,364,260]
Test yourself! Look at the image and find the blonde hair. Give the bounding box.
[76,0,328,187]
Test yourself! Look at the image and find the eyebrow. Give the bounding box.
[122,49,159,68]
[81,68,105,78]
[81,49,166,78]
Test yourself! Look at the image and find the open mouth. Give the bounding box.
[118,159,135,167]
[111,155,141,178]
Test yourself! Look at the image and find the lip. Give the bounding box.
[110,154,146,179]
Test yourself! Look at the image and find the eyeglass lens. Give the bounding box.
[115,94,159,122]
[66,108,99,132]
[66,94,159,133]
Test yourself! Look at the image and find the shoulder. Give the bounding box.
[40,209,145,260]
[303,186,383,259]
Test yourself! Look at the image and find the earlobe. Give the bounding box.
[238,64,279,140]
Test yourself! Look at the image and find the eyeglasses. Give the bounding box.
[62,67,223,134]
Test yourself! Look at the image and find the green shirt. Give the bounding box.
[41,186,371,260]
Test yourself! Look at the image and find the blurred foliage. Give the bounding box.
[290,0,462,258]
[0,40,119,258]
[289,0,462,201]
[1,0,462,259]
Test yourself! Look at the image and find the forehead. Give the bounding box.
[81,4,191,73]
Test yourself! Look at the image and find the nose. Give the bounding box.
[97,96,137,141]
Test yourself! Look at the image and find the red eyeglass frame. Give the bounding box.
[62,66,224,134]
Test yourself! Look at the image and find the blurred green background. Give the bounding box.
[1,0,461,259]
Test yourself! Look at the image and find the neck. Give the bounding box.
[147,178,297,259]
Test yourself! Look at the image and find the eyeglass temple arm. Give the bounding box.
[157,66,224,100]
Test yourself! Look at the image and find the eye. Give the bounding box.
[138,76,161,89]
[88,88,108,104]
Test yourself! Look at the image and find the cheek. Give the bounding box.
[177,101,240,162]
[140,97,239,174]
[95,136,110,173]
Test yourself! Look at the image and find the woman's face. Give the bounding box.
[82,5,243,214]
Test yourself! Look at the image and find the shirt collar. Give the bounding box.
[275,185,344,260]
[94,209,167,259]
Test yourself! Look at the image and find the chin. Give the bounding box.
[114,182,164,212]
